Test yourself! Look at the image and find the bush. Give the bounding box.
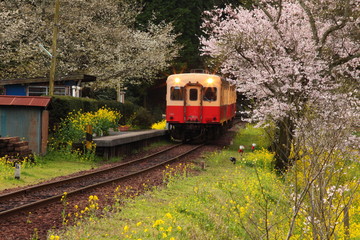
[151,119,167,130]
[132,107,154,129]
[49,96,138,131]
[53,107,121,144]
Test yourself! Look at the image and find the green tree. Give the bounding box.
[136,0,250,71]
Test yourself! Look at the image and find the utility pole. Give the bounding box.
[49,0,60,96]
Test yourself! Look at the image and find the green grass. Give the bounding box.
[0,151,98,191]
[230,123,272,153]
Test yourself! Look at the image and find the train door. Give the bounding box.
[184,84,202,123]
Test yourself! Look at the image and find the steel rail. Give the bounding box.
[0,143,203,217]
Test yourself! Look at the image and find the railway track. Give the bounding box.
[0,143,203,218]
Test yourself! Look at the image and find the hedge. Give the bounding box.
[49,96,138,131]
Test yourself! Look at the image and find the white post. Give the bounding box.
[14,163,21,179]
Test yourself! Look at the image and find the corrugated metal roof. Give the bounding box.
[0,96,51,107]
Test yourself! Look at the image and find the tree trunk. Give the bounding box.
[274,117,294,172]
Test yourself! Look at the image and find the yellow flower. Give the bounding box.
[123,225,129,232]
[153,219,165,227]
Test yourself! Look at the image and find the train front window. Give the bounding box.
[203,87,217,101]
[170,87,184,101]
[189,89,198,101]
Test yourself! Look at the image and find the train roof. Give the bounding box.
[167,73,232,86]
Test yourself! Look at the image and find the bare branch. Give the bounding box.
[297,0,319,44]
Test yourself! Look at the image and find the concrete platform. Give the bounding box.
[93,129,168,159]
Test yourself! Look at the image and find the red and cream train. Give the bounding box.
[166,72,236,141]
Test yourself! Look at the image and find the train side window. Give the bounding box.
[189,89,198,101]
[170,87,184,100]
[203,87,217,101]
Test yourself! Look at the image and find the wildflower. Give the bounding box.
[153,219,165,227]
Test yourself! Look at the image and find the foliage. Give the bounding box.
[137,0,251,70]
[53,107,121,144]
[0,0,179,87]
[50,96,139,130]
[151,119,167,130]
[130,107,154,129]
[239,149,275,169]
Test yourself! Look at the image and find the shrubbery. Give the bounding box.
[49,96,138,131]
[151,119,167,130]
[131,107,154,129]
[52,107,121,144]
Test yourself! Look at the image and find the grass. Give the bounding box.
[230,123,272,153]
[0,151,98,191]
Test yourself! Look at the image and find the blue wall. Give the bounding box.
[5,85,27,96]
[0,106,42,153]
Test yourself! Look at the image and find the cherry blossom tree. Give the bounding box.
[201,1,359,238]
[0,0,180,87]
[200,0,359,171]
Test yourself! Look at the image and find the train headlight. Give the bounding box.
[175,78,181,83]
[207,78,214,84]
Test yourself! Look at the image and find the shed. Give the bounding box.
[0,96,51,154]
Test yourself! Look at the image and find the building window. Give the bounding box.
[27,86,68,96]
[28,86,48,96]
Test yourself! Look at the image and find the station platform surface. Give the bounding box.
[93,129,168,148]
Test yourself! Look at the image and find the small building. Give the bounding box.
[0,74,96,97]
[0,96,51,154]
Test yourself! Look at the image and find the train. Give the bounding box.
[166,72,237,141]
